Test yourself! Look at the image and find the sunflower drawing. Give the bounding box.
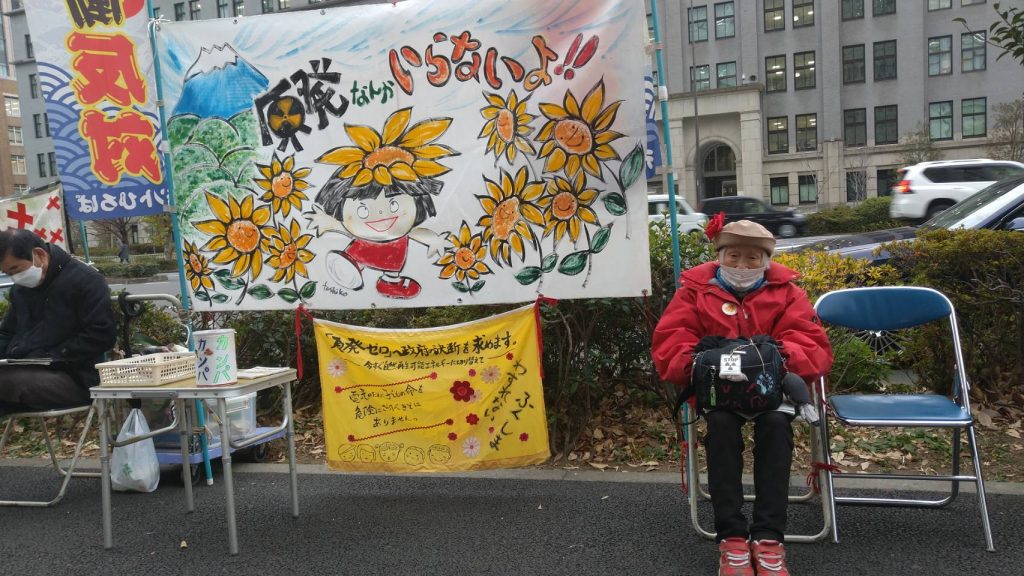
[253,153,311,217]
[536,173,601,244]
[479,89,536,164]
[476,167,545,266]
[193,191,272,280]
[182,239,214,292]
[316,107,458,186]
[263,219,315,284]
[536,79,624,179]
[435,222,493,286]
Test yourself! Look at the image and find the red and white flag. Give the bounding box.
[1,188,67,249]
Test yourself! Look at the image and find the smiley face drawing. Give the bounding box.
[357,444,376,463]
[404,446,425,466]
[428,444,452,465]
[377,442,404,463]
[307,108,458,300]
[337,444,357,462]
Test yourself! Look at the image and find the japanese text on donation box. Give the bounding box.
[314,306,549,472]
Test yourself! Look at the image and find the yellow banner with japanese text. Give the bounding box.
[315,305,549,472]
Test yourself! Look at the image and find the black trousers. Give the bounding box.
[0,366,90,416]
[704,409,794,542]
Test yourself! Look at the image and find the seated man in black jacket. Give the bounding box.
[0,229,116,415]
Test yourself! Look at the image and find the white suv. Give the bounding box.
[647,194,707,234]
[889,159,1024,220]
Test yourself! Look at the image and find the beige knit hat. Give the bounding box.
[712,220,776,255]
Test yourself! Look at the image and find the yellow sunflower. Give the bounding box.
[536,79,624,179]
[263,219,315,284]
[193,191,272,280]
[435,222,492,282]
[479,89,536,164]
[536,172,601,244]
[182,239,214,292]
[476,166,545,266]
[317,107,457,187]
[253,153,311,217]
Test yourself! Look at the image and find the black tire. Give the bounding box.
[925,202,954,221]
[249,443,270,463]
[777,223,798,238]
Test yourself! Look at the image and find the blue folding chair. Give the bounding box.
[814,286,994,551]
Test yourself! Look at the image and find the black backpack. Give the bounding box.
[674,336,785,420]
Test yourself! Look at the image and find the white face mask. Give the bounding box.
[718,264,767,291]
[11,257,44,288]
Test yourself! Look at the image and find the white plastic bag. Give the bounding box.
[110,408,160,493]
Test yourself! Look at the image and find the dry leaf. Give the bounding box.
[537,504,543,510]
[588,462,609,470]
[592,428,605,440]
[601,495,610,500]
[976,411,994,429]
[180,540,188,549]
[1007,429,1021,439]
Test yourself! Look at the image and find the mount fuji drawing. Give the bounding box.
[173,44,269,119]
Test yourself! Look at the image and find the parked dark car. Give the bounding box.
[698,196,808,238]
[791,174,1024,263]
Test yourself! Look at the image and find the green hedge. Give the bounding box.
[808,197,902,235]
[93,261,162,278]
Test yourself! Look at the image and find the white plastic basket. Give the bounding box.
[97,352,197,387]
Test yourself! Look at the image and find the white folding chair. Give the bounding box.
[814,286,994,551]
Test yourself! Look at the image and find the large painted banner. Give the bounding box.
[0,189,67,250]
[155,0,650,310]
[315,305,549,472]
[23,1,170,221]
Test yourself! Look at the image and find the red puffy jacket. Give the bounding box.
[652,261,833,390]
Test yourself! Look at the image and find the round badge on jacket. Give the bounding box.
[722,302,738,316]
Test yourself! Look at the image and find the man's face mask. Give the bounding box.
[11,255,44,288]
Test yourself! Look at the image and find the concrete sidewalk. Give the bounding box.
[1,460,1018,575]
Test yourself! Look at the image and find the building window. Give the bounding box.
[929,101,953,141]
[278,0,290,7]
[764,0,785,32]
[47,152,57,177]
[873,40,897,80]
[261,0,273,13]
[44,114,50,137]
[846,171,867,202]
[795,114,817,152]
[765,55,786,92]
[961,0,986,4]
[842,45,865,84]
[717,62,737,88]
[844,108,866,147]
[14,185,29,195]
[770,177,790,205]
[7,125,22,145]
[877,168,897,197]
[798,174,818,203]
[928,0,951,10]
[962,97,986,138]
[962,32,986,72]
[37,153,46,178]
[33,114,44,138]
[874,105,898,144]
[928,36,952,76]
[873,0,896,15]
[690,65,711,91]
[794,51,815,90]
[841,0,864,20]
[768,116,789,154]
[11,155,25,176]
[152,6,162,18]
[4,95,19,117]
[25,35,33,59]
[29,74,39,99]
[715,2,735,38]
[174,2,184,20]
[218,0,228,17]
[189,0,200,19]
[233,0,244,16]
[688,6,708,42]
[793,0,813,27]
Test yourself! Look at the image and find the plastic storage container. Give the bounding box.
[205,392,257,442]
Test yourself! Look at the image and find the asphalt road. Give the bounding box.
[1,462,1018,575]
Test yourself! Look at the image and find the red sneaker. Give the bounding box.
[751,539,790,576]
[718,537,754,576]
[376,276,421,299]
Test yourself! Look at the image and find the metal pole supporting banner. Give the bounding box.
[649,0,682,283]
[145,2,214,485]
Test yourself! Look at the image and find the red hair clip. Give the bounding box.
[704,211,726,241]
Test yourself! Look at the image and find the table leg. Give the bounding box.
[284,381,299,517]
[218,398,239,555]
[98,399,112,549]
[176,398,194,512]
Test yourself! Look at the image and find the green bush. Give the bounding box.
[807,197,902,235]
[887,229,1024,396]
[93,260,163,278]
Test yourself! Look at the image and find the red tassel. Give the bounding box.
[805,461,842,495]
